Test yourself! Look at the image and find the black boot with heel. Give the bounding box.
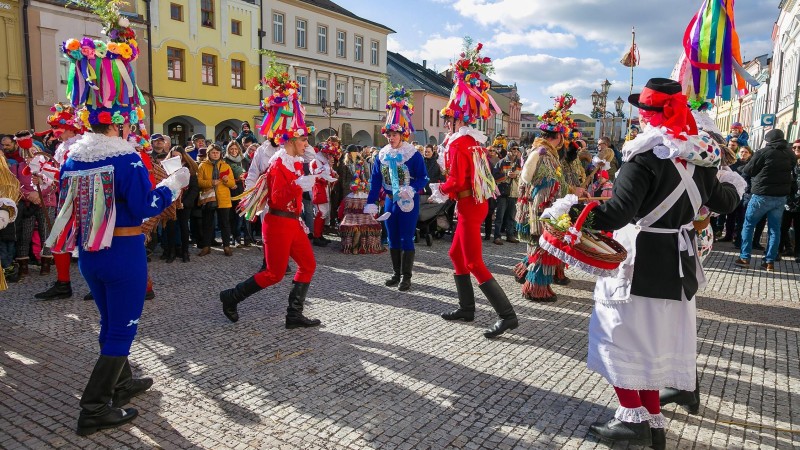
[76,355,138,436]
[441,274,475,322]
[285,282,322,329]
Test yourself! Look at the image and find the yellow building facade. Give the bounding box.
[140,0,261,146]
[0,0,29,132]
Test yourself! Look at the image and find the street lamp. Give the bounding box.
[320,97,341,139]
[614,96,624,115]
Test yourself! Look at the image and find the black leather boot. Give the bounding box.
[286,282,322,329]
[111,359,153,407]
[34,281,73,300]
[76,355,138,436]
[588,418,652,446]
[660,373,700,414]
[181,250,190,263]
[479,278,519,338]
[385,249,402,286]
[650,428,667,450]
[398,250,415,291]
[219,276,262,323]
[441,274,475,321]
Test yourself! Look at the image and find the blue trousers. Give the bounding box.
[79,235,147,357]
[739,194,787,263]
[385,196,419,251]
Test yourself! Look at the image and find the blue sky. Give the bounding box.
[334,0,777,116]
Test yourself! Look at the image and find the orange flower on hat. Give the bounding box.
[65,39,80,51]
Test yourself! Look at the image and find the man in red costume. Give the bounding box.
[437,40,518,338]
[219,69,321,329]
[309,142,338,247]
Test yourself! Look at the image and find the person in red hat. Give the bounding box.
[436,40,518,339]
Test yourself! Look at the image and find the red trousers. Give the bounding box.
[254,214,315,288]
[449,198,493,284]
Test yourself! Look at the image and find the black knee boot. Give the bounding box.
[286,282,322,329]
[385,249,402,286]
[398,250,415,291]
[659,372,700,414]
[34,280,73,300]
[219,276,262,323]
[479,278,519,338]
[76,355,138,436]
[441,274,475,321]
[111,359,153,407]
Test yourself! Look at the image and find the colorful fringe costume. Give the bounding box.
[0,153,21,290]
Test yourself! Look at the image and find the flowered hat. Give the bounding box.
[47,102,83,134]
[381,84,415,140]
[258,59,314,145]
[61,1,145,127]
[538,94,576,134]
[440,37,501,125]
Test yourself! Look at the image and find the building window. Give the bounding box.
[336,81,346,105]
[370,40,379,65]
[272,12,284,44]
[59,61,69,85]
[353,85,363,108]
[296,19,307,49]
[170,3,183,21]
[167,47,185,81]
[370,86,378,110]
[317,25,327,53]
[317,79,328,103]
[354,35,363,62]
[297,75,308,102]
[336,30,346,58]
[201,53,217,85]
[231,19,242,36]
[436,114,440,127]
[231,59,244,89]
[201,0,214,28]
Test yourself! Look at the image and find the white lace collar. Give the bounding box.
[378,141,417,165]
[269,149,304,175]
[448,126,488,147]
[68,133,137,163]
[54,134,81,165]
[622,124,721,168]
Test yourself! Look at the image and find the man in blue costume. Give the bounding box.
[364,87,428,291]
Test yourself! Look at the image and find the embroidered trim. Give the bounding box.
[649,413,667,429]
[614,406,651,424]
[62,165,116,178]
[588,356,697,391]
[378,142,417,165]
[68,133,138,163]
[539,239,619,278]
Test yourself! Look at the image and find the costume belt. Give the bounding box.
[457,189,473,199]
[638,222,695,278]
[269,209,300,220]
[113,226,143,237]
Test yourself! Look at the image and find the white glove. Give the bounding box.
[399,185,415,200]
[716,166,747,200]
[156,166,190,201]
[295,175,315,192]
[540,194,579,220]
[0,209,9,230]
[363,203,379,215]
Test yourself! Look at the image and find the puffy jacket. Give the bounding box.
[743,136,795,197]
[197,159,237,208]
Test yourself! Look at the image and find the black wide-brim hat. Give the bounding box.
[628,78,683,112]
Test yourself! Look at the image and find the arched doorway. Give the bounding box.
[167,123,188,149]
[163,115,205,147]
[427,135,438,145]
[352,130,372,146]
[316,127,337,143]
[215,119,243,144]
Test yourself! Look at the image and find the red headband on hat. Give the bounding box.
[638,88,697,140]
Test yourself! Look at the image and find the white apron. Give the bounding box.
[587,160,704,391]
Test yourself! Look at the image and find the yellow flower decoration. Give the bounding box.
[117,43,133,59]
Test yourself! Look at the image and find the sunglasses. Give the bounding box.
[793,146,800,150]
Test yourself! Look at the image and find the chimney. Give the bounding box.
[423,60,427,69]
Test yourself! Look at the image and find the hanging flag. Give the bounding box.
[620,42,639,67]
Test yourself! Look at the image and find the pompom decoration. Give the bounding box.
[440,37,502,125]
[381,84,415,140]
[47,102,83,133]
[257,54,314,145]
[61,0,146,126]
[538,93,577,134]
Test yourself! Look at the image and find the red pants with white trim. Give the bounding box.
[449,198,493,284]
[254,214,316,288]
[313,203,330,238]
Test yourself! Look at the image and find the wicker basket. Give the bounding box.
[538,201,627,277]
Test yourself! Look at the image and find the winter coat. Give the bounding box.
[743,137,795,197]
[197,159,237,209]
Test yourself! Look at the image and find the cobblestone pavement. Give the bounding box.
[1,235,799,449]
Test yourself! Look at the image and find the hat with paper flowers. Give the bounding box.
[440,37,501,125]
[381,84,415,140]
[60,0,146,127]
[47,102,83,134]
[258,56,314,145]
[538,93,577,134]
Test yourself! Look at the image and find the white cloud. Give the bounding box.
[493,54,614,84]
[444,22,462,33]
[392,35,465,67]
[387,36,403,52]
[490,30,577,50]
[519,97,539,113]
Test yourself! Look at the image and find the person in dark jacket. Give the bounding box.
[422,144,444,194]
[779,141,800,261]
[735,129,796,271]
[235,122,258,148]
[164,146,200,262]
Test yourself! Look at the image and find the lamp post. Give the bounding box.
[591,80,626,146]
[320,97,341,139]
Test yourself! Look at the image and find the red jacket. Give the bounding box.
[267,153,304,214]
[440,134,478,199]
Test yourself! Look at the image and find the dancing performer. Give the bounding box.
[436,40,518,338]
[34,103,85,299]
[364,86,428,291]
[51,4,190,435]
[310,142,339,247]
[577,78,741,448]
[513,95,576,302]
[219,67,321,329]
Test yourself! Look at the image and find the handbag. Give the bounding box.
[199,188,217,210]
